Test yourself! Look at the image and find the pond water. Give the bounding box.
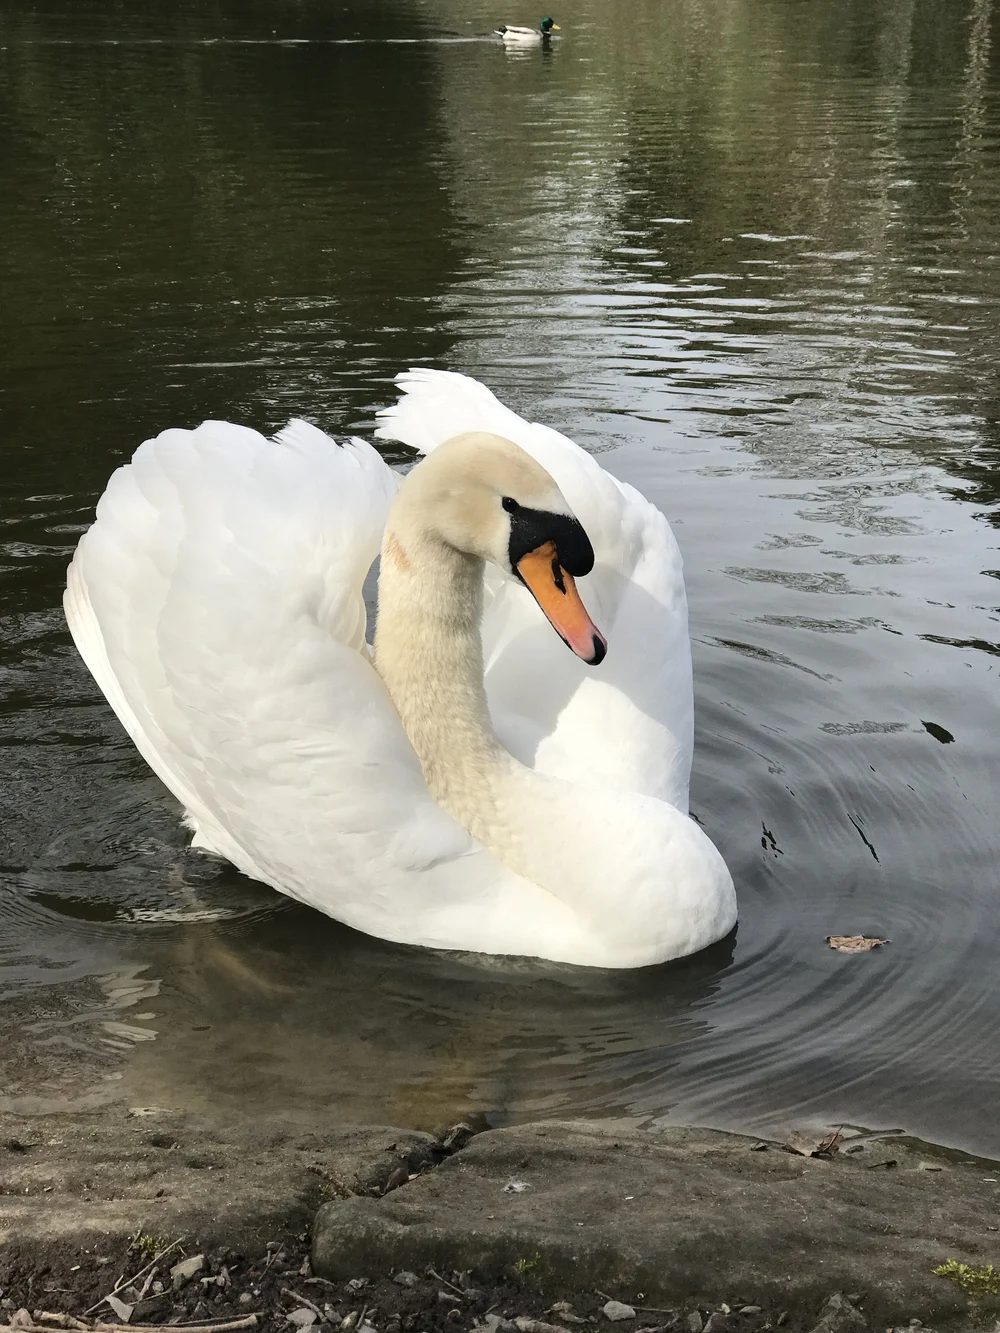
[2,0,999,1153]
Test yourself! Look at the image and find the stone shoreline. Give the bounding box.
[1,1108,997,1333]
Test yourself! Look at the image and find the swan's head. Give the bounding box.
[401,431,607,666]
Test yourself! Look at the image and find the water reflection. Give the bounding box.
[1,0,998,1153]
[118,898,736,1130]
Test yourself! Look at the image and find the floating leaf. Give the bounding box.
[827,935,889,952]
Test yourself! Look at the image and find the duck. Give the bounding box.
[494,17,559,43]
[64,369,736,968]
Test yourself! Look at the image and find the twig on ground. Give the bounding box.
[428,1271,466,1299]
[134,1268,159,1304]
[113,1318,259,1333]
[281,1290,325,1319]
[259,1247,285,1279]
[3,1317,258,1333]
[84,1240,183,1316]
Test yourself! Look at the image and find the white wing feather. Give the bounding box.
[375,369,693,809]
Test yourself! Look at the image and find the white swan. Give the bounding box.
[64,370,735,968]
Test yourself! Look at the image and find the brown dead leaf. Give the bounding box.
[783,1129,845,1158]
[826,935,889,952]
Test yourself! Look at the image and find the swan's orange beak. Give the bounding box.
[516,541,607,665]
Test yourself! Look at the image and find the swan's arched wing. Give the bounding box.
[375,369,693,809]
[65,418,577,951]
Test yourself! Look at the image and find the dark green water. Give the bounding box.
[2,0,999,1151]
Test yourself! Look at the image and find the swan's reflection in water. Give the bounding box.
[120,875,736,1131]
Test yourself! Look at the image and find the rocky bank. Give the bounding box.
[0,1107,997,1333]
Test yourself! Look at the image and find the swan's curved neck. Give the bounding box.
[373,517,508,837]
[373,489,614,920]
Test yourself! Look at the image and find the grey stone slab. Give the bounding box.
[313,1120,999,1329]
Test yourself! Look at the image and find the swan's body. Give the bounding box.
[64,370,735,967]
[494,17,559,43]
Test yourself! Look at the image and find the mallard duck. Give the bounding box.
[64,369,735,968]
[494,17,560,43]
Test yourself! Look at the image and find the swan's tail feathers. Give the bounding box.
[374,368,534,456]
[375,369,641,587]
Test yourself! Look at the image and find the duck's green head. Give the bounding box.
[540,16,560,32]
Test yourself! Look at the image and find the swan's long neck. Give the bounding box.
[373,495,630,928]
[373,515,514,846]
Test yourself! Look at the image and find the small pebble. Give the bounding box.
[739,1308,762,1317]
[549,1304,585,1325]
[686,1315,703,1333]
[170,1254,206,1290]
[603,1301,636,1322]
[287,1312,317,1329]
[238,1293,254,1306]
[393,1272,419,1288]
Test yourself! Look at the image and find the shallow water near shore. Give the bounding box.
[1,0,999,1153]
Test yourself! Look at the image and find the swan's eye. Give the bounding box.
[502,496,520,514]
